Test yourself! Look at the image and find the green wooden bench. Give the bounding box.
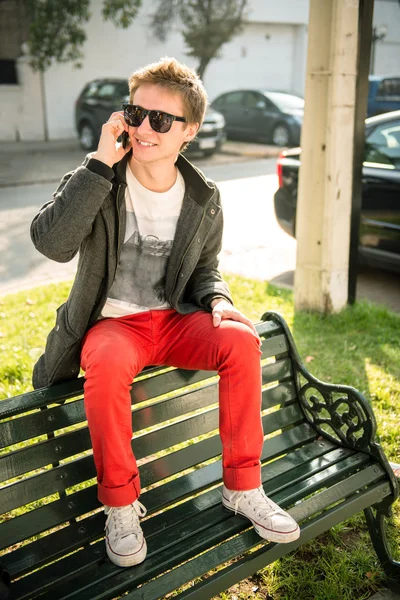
[0,311,399,599]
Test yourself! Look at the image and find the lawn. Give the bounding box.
[0,274,399,600]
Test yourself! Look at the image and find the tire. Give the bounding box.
[272,123,291,147]
[203,149,215,157]
[78,121,97,151]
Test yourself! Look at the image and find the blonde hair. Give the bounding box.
[129,57,208,130]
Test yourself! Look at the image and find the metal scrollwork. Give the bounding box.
[298,382,373,450]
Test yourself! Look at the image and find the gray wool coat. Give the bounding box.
[30,151,233,389]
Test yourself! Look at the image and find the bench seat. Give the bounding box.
[0,311,398,599]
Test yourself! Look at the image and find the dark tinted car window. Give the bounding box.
[224,91,245,106]
[212,94,227,108]
[365,119,400,169]
[97,83,120,98]
[243,92,271,109]
[116,81,129,98]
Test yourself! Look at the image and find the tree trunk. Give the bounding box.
[197,56,211,80]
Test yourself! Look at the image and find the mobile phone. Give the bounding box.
[121,131,130,149]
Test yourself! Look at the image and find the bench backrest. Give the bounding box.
[0,318,310,581]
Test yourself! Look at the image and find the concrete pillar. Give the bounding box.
[294,0,360,313]
[16,52,46,141]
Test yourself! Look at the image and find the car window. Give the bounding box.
[212,94,228,109]
[224,91,245,106]
[365,119,400,169]
[83,82,100,98]
[243,92,273,110]
[376,78,400,100]
[97,83,119,99]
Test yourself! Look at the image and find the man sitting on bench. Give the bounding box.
[30,57,300,568]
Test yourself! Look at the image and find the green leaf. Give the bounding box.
[102,0,142,28]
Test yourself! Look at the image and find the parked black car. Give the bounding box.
[274,110,400,274]
[75,78,226,156]
[211,89,304,147]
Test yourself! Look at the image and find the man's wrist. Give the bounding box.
[91,152,114,169]
[210,297,226,309]
[86,158,115,181]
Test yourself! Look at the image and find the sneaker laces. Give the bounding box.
[232,486,280,521]
[105,500,147,540]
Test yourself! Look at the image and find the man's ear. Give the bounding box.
[184,122,200,142]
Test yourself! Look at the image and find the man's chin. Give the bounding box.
[130,149,179,165]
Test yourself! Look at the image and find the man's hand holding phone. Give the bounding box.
[92,111,131,168]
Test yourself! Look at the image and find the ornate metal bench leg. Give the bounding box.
[364,506,400,588]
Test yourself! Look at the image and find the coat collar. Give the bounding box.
[113,151,216,207]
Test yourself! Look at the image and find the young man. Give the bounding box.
[31,58,300,568]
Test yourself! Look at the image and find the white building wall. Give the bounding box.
[204,22,299,100]
[248,0,309,24]
[372,0,400,74]
[0,85,20,140]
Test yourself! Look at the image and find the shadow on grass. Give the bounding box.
[290,295,400,411]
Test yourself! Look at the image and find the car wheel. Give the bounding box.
[272,124,291,147]
[78,122,97,151]
[203,149,215,157]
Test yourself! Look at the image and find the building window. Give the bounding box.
[0,0,29,84]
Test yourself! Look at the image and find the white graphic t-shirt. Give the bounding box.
[101,164,185,318]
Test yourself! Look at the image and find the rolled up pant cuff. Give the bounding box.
[223,464,261,491]
[97,475,140,507]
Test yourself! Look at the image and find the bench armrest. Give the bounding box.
[261,311,399,504]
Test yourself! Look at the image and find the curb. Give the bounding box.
[0,178,61,189]
[220,143,281,159]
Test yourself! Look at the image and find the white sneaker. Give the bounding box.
[222,485,300,543]
[104,499,147,567]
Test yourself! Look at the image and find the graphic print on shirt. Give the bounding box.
[108,211,174,308]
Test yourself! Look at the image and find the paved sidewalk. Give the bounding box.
[0,138,280,187]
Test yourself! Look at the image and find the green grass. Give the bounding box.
[0,275,399,600]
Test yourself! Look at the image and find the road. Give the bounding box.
[0,155,398,313]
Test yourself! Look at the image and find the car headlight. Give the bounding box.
[213,113,225,128]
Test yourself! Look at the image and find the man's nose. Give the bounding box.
[137,115,154,134]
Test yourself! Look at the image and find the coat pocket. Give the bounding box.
[33,303,81,389]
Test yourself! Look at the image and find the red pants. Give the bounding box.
[81,309,264,507]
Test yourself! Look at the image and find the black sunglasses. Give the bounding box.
[123,104,186,133]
